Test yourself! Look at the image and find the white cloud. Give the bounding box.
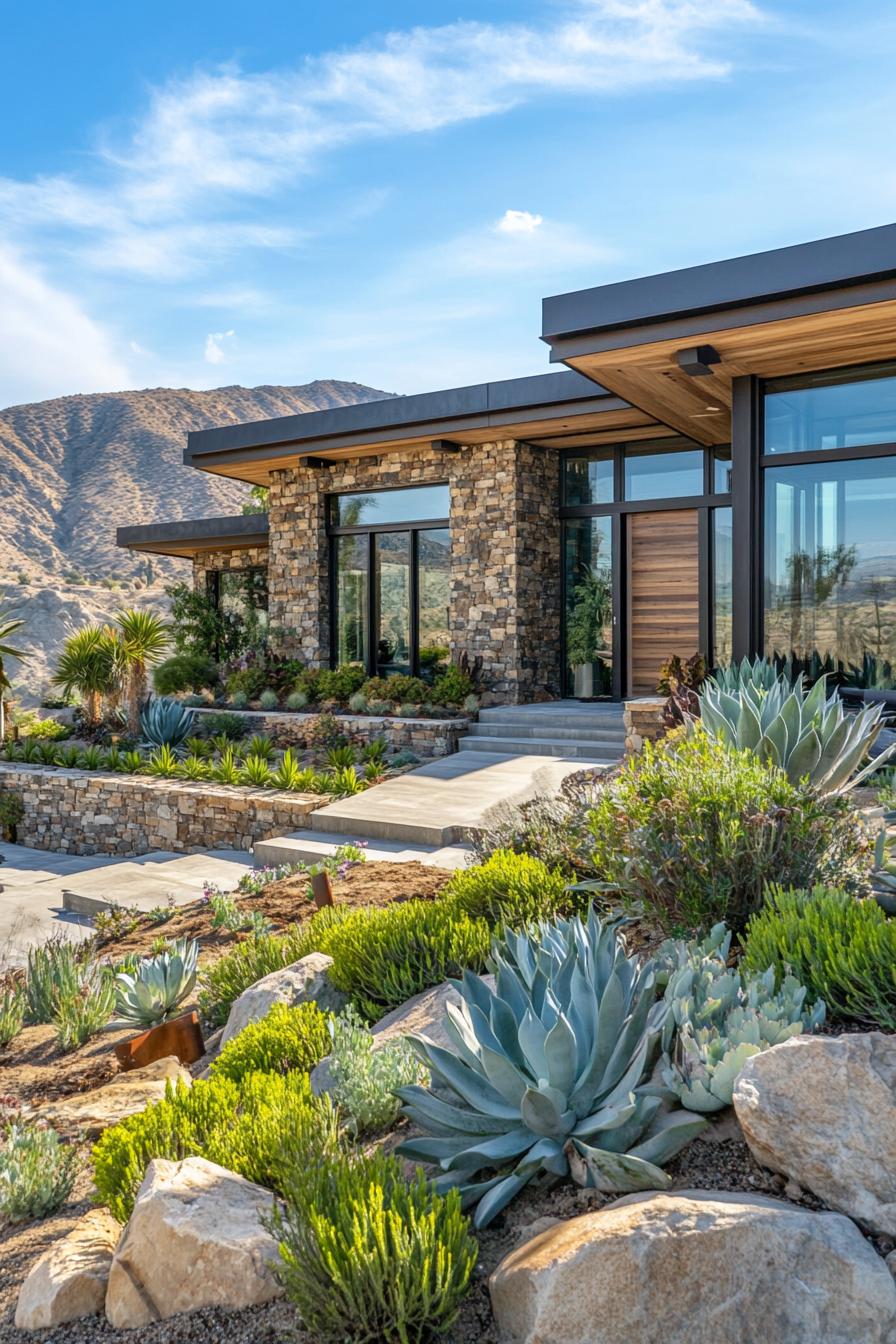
[204,329,236,364]
[496,210,544,235]
[0,245,131,408]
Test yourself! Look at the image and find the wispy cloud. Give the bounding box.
[204,330,236,365]
[496,209,544,235]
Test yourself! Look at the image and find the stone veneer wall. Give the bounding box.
[192,544,270,591]
[0,765,318,856]
[266,440,561,704]
[190,708,468,758]
[623,697,667,754]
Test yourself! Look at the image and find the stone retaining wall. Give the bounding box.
[0,765,320,857]
[623,697,667,754]
[192,708,468,758]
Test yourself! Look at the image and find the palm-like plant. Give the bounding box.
[0,608,26,741]
[52,626,118,728]
[114,609,170,736]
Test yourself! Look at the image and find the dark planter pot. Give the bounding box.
[114,1010,205,1072]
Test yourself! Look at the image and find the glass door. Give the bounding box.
[374,532,411,675]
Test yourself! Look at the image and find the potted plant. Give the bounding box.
[567,565,612,698]
[111,938,204,1069]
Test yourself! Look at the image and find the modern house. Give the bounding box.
[119,223,896,705]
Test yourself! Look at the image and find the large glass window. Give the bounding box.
[563,451,614,506]
[375,533,411,675]
[331,484,449,527]
[335,536,368,666]
[418,528,451,680]
[624,441,705,500]
[208,567,268,652]
[763,457,896,683]
[764,363,896,455]
[713,507,733,666]
[563,517,613,697]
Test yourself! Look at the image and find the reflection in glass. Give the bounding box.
[375,532,411,675]
[763,458,896,685]
[335,536,368,667]
[563,452,614,506]
[764,363,896,454]
[624,442,704,500]
[213,568,269,652]
[418,528,451,682]
[564,517,613,697]
[332,484,449,527]
[713,447,732,493]
[713,508,733,666]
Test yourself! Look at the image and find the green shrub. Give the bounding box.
[93,1071,338,1223]
[431,665,475,705]
[315,664,367,702]
[199,711,244,740]
[585,733,871,933]
[744,885,896,1029]
[0,983,25,1048]
[444,849,575,928]
[153,654,218,696]
[285,690,308,711]
[305,711,345,750]
[0,1121,80,1222]
[323,901,490,1020]
[268,1146,477,1344]
[211,1003,332,1083]
[225,667,267,699]
[258,689,279,710]
[360,674,430,705]
[469,772,600,878]
[326,1005,428,1136]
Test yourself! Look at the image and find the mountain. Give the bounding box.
[0,380,393,582]
[0,380,394,703]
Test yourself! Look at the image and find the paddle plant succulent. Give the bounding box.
[698,666,894,793]
[659,923,825,1113]
[113,937,199,1028]
[397,912,707,1229]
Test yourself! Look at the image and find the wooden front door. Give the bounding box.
[627,509,700,695]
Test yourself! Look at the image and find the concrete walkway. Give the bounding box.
[311,749,609,846]
[0,843,252,966]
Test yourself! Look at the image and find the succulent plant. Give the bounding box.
[872,828,896,914]
[698,669,894,793]
[112,937,199,1028]
[139,695,195,752]
[659,923,825,1112]
[710,656,789,694]
[397,912,706,1228]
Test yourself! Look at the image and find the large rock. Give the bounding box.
[733,1032,896,1237]
[15,1210,121,1331]
[35,1056,191,1138]
[489,1190,896,1344]
[310,975,495,1095]
[221,952,347,1046]
[105,1157,282,1327]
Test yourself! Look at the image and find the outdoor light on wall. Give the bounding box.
[676,345,721,377]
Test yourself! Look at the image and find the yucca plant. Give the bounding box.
[139,695,195,752]
[53,625,118,727]
[239,753,274,787]
[55,744,82,769]
[145,744,181,778]
[114,609,170,737]
[120,749,144,774]
[271,748,305,791]
[698,668,895,793]
[397,912,706,1228]
[327,765,365,798]
[177,753,211,781]
[113,938,199,1028]
[245,734,274,760]
[326,744,356,770]
[0,607,27,741]
[212,745,242,785]
[79,745,104,770]
[185,735,213,759]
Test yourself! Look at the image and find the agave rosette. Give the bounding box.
[397,912,706,1228]
[112,937,199,1028]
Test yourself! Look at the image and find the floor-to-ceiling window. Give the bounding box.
[206,565,268,654]
[329,484,450,680]
[762,364,896,685]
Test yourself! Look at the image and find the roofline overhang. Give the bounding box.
[116,513,269,559]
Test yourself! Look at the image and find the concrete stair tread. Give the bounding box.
[467,723,624,742]
[459,734,621,759]
[253,830,472,871]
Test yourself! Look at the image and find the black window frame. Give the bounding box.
[205,564,269,659]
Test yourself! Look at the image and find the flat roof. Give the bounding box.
[541,222,896,347]
[117,513,269,558]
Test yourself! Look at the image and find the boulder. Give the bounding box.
[35,1056,191,1138]
[310,975,495,1095]
[221,952,347,1047]
[733,1032,896,1237]
[105,1156,282,1327]
[15,1209,121,1330]
[489,1190,896,1344]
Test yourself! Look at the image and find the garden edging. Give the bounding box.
[189,707,469,758]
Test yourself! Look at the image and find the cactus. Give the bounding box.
[660,923,825,1112]
[698,667,894,793]
[113,937,199,1028]
[138,695,195,752]
[397,912,706,1229]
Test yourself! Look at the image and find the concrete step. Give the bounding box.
[466,722,625,743]
[457,734,623,760]
[479,704,624,729]
[253,830,472,871]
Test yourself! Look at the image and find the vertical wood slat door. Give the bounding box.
[627,509,700,695]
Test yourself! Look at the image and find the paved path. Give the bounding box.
[311,749,610,845]
[0,843,252,967]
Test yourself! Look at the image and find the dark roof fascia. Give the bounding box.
[541,222,896,350]
[184,370,615,466]
[116,513,269,555]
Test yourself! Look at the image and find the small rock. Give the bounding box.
[784,1179,805,1202]
[490,1190,896,1344]
[105,1157,282,1327]
[733,1033,896,1237]
[887,1249,896,1280]
[221,952,348,1047]
[35,1057,190,1138]
[15,1209,121,1330]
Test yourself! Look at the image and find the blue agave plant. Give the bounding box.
[139,696,195,752]
[397,911,706,1228]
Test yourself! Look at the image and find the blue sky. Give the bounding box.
[2,0,896,409]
